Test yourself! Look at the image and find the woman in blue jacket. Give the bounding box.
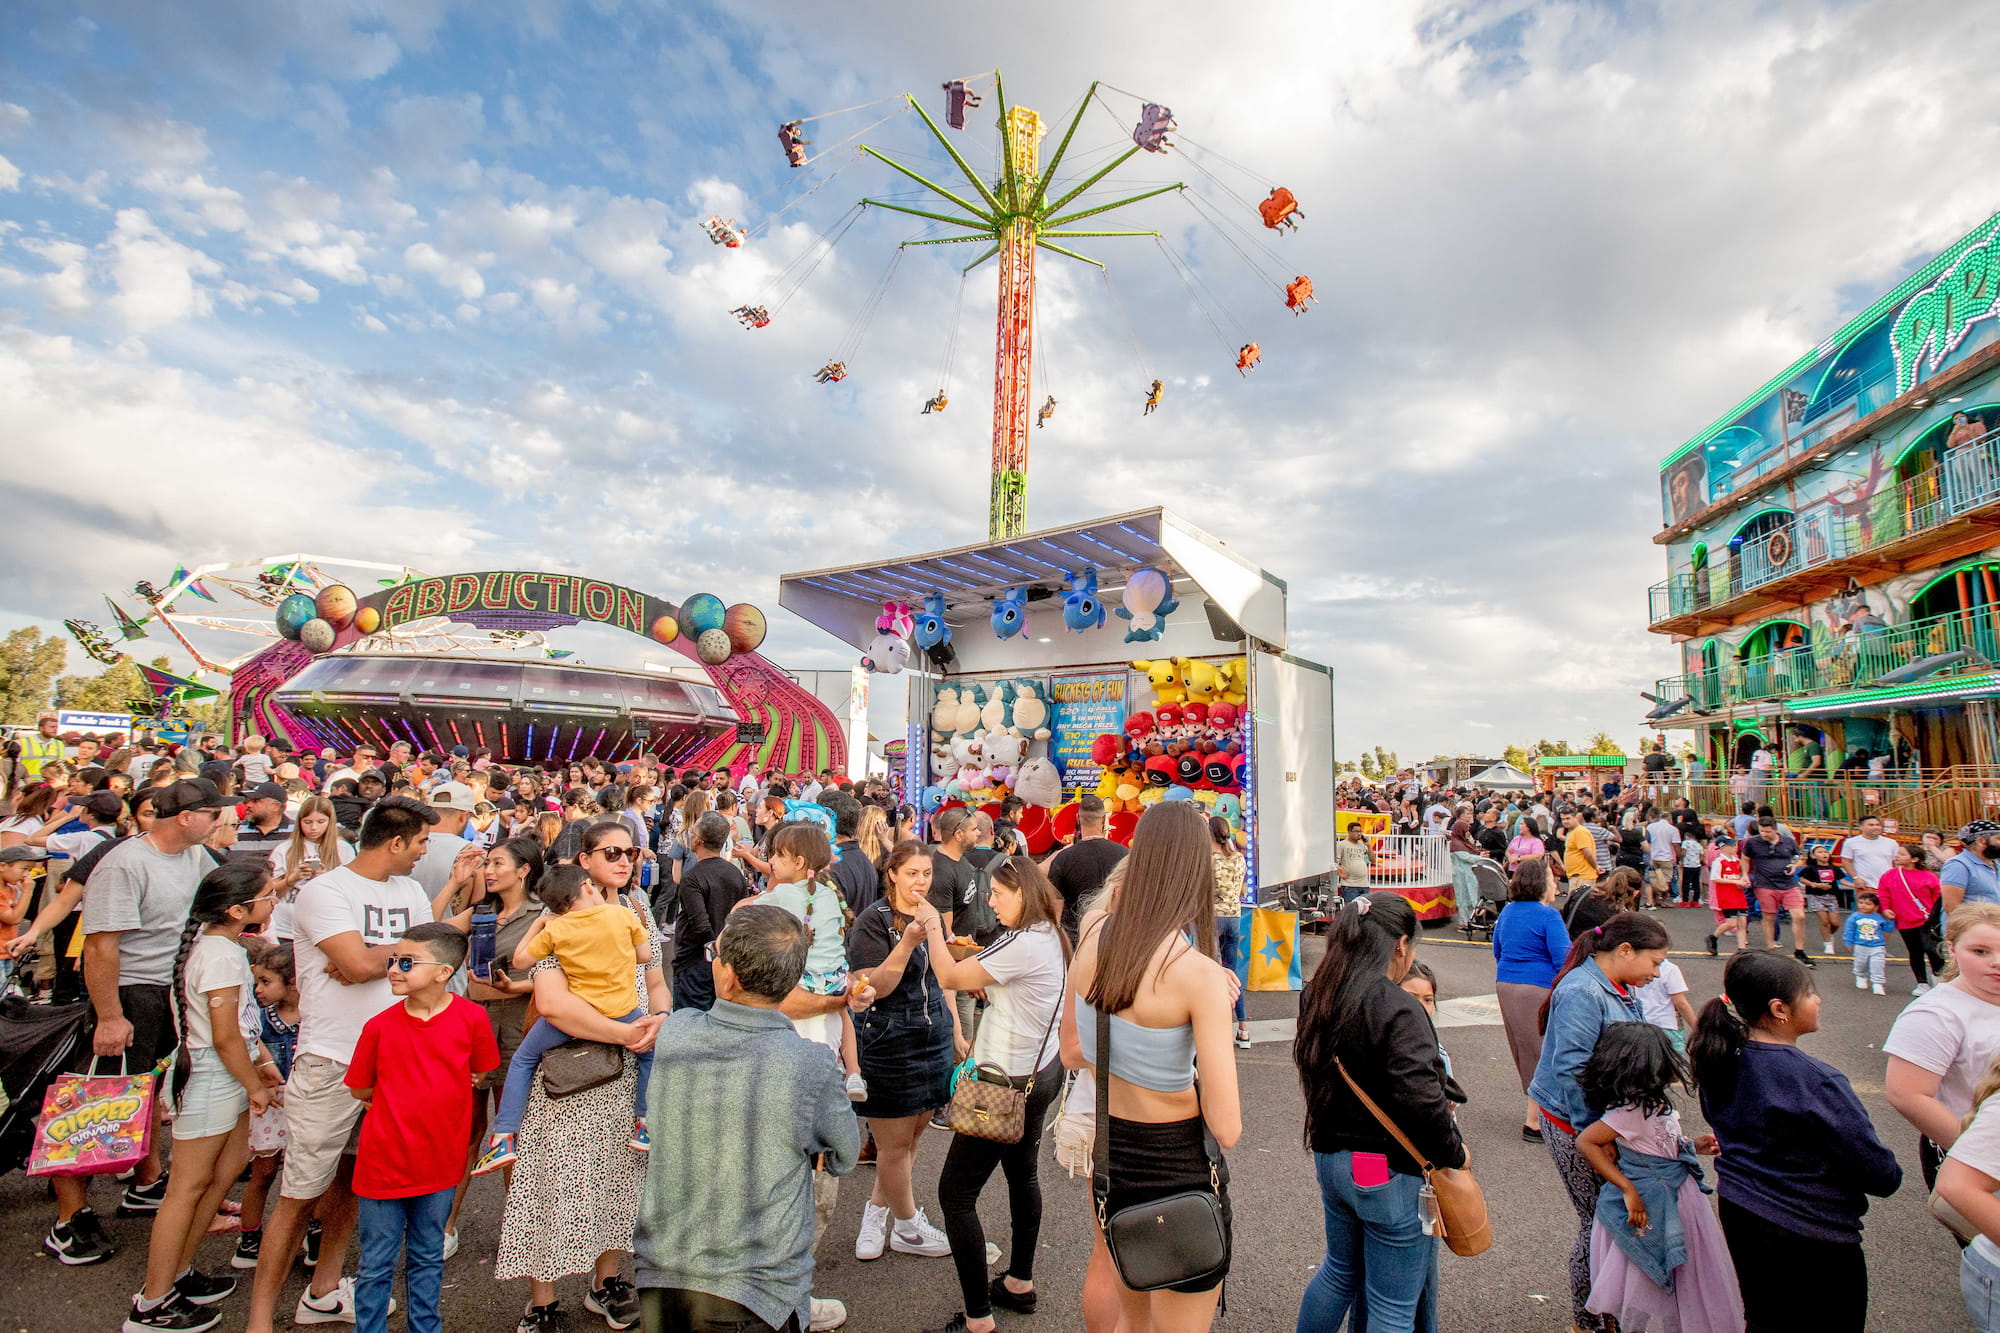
[1526,912,1671,1333]
[1491,858,1571,1143]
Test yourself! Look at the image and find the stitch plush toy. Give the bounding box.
[1132,658,1189,705]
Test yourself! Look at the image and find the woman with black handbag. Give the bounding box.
[1059,800,1241,1332]
[907,856,1070,1333]
[1293,892,1466,1332]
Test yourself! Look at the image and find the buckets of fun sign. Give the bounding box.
[1050,670,1128,797]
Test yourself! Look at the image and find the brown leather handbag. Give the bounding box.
[946,977,1062,1145]
[1334,1057,1491,1257]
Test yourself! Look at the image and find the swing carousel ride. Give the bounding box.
[711,73,1317,540]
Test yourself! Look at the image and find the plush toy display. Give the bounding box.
[860,633,909,674]
[1091,733,1122,765]
[980,681,1013,733]
[1010,679,1052,739]
[1061,568,1106,633]
[1213,791,1243,831]
[951,685,984,737]
[1182,658,1225,704]
[1115,565,1181,644]
[1125,711,1157,742]
[985,731,1027,785]
[1218,657,1248,705]
[991,586,1029,640]
[914,592,952,651]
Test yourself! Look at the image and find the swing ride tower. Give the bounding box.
[855,77,1183,539]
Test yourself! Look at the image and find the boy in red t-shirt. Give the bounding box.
[1704,831,1751,957]
[344,923,498,1333]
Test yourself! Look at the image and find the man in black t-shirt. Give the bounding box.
[928,807,977,932]
[1047,795,1128,940]
[672,812,751,1012]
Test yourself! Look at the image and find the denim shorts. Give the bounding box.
[173,1048,249,1140]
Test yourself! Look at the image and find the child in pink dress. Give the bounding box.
[1577,1022,1743,1333]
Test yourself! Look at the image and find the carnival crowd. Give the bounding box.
[2,718,1999,1333]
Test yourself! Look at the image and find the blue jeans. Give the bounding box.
[356,1188,454,1333]
[1215,914,1247,1022]
[1296,1151,1437,1333]
[1966,1242,2000,1333]
[490,1006,650,1136]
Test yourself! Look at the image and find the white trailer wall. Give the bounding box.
[1253,651,1336,889]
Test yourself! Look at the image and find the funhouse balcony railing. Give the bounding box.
[1649,425,2000,627]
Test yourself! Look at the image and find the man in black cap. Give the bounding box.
[43,779,230,1267]
[234,782,294,861]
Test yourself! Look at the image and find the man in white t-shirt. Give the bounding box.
[1839,816,1899,896]
[1643,810,1681,910]
[408,782,475,898]
[243,795,438,1333]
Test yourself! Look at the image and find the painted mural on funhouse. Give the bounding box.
[1662,211,2000,526]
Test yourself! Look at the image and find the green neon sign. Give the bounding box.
[1893,216,2000,397]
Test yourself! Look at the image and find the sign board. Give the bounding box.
[1049,670,1127,796]
[1883,818,1900,834]
[1986,789,2000,809]
[1862,788,1880,805]
[58,710,133,735]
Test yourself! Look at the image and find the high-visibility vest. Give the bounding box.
[20,733,63,779]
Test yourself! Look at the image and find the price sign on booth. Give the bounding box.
[1862,789,1880,805]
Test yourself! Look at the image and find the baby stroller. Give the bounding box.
[0,994,89,1175]
[1460,858,1511,942]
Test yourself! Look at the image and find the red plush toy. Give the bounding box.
[1184,702,1209,730]
[1174,751,1206,787]
[1155,703,1184,733]
[1125,711,1157,741]
[1091,733,1122,765]
[1143,753,1177,787]
[1207,702,1241,733]
[1203,751,1235,789]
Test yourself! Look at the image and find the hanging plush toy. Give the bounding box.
[878,601,915,639]
[860,633,909,674]
[985,731,1027,785]
[1061,568,1105,633]
[991,586,1029,640]
[914,592,951,651]
[1010,680,1052,740]
[1114,565,1180,644]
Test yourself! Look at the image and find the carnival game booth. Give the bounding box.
[780,508,1337,922]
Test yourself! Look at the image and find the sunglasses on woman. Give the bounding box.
[590,846,641,863]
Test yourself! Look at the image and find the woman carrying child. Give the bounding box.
[1574,1021,1740,1333]
[1692,951,1902,1332]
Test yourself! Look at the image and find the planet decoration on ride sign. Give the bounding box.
[298,618,337,654]
[315,584,357,630]
[353,605,382,634]
[696,628,733,666]
[680,593,727,637]
[275,593,318,641]
[723,603,767,655]
[650,615,681,645]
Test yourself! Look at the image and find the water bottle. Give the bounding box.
[1417,1182,1441,1237]
[469,903,497,981]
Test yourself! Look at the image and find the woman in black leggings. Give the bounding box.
[907,856,1071,1333]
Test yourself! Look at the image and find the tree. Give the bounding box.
[1372,745,1398,776]
[1534,738,1570,757]
[1586,731,1624,757]
[55,657,151,713]
[1336,759,1359,775]
[1358,751,1380,780]
[1502,742,1532,770]
[0,627,68,725]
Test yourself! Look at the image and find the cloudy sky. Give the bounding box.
[2,0,1995,761]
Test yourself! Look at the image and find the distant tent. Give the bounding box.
[1466,761,1535,790]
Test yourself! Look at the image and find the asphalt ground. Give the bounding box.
[0,908,1972,1332]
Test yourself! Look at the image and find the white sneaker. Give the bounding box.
[1855,974,1868,989]
[808,1296,848,1331]
[296,1277,395,1325]
[441,1229,460,1261]
[1873,982,1886,995]
[889,1207,952,1257]
[855,1202,891,1261]
[1914,983,1935,997]
[845,1072,867,1103]
[985,1241,1001,1265]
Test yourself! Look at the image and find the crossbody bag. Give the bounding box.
[1334,1057,1491,1256]
[946,945,1060,1145]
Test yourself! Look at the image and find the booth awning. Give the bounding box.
[1466,761,1535,789]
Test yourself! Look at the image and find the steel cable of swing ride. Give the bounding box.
[791,92,911,126]
[764,203,866,314]
[746,154,859,238]
[937,270,967,392]
[802,105,912,168]
[1159,230,1248,343]
[1180,190,1288,291]
[1182,186,1294,277]
[1099,266,1153,379]
[1152,235,1238,356]
[834,246,906,363]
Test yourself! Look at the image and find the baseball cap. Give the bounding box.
[245,782,288,804]
[155,778,231,818]
[450,744,471,758]
[198,760,232,786]
[430,782,477,813]
[0,845,48,864]
[79,791,125,821]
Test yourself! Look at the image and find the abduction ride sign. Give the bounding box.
[361,571,682,642]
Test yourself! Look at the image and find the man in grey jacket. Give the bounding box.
[634,904,860,1333]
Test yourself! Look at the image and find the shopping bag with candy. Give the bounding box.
[26,1059,159,1177]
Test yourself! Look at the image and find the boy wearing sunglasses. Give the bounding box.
[474,864,661,1174]
[344,922,498,1333]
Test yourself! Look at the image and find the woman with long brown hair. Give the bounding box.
[910,857,1071,1333]
[846,840,960,1263]
[856,804,892,867]
[1060,800,1241,1333]
[267,795,352,942]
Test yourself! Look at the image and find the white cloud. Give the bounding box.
[403,240,488,298]
[0,103,31,138]
[106,208,222,330]
[0,155,18,191]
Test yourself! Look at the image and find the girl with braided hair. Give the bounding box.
[126,859,283,1333]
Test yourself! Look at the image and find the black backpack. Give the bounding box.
[957,860,999,940]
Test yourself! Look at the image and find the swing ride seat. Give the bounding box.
[1284,275,1315,312]
[1258,187,1301,230]
[942,79,982,131]
[1236,343,1261,374]
[1133,103,1176,153]
[778,121,810,167]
